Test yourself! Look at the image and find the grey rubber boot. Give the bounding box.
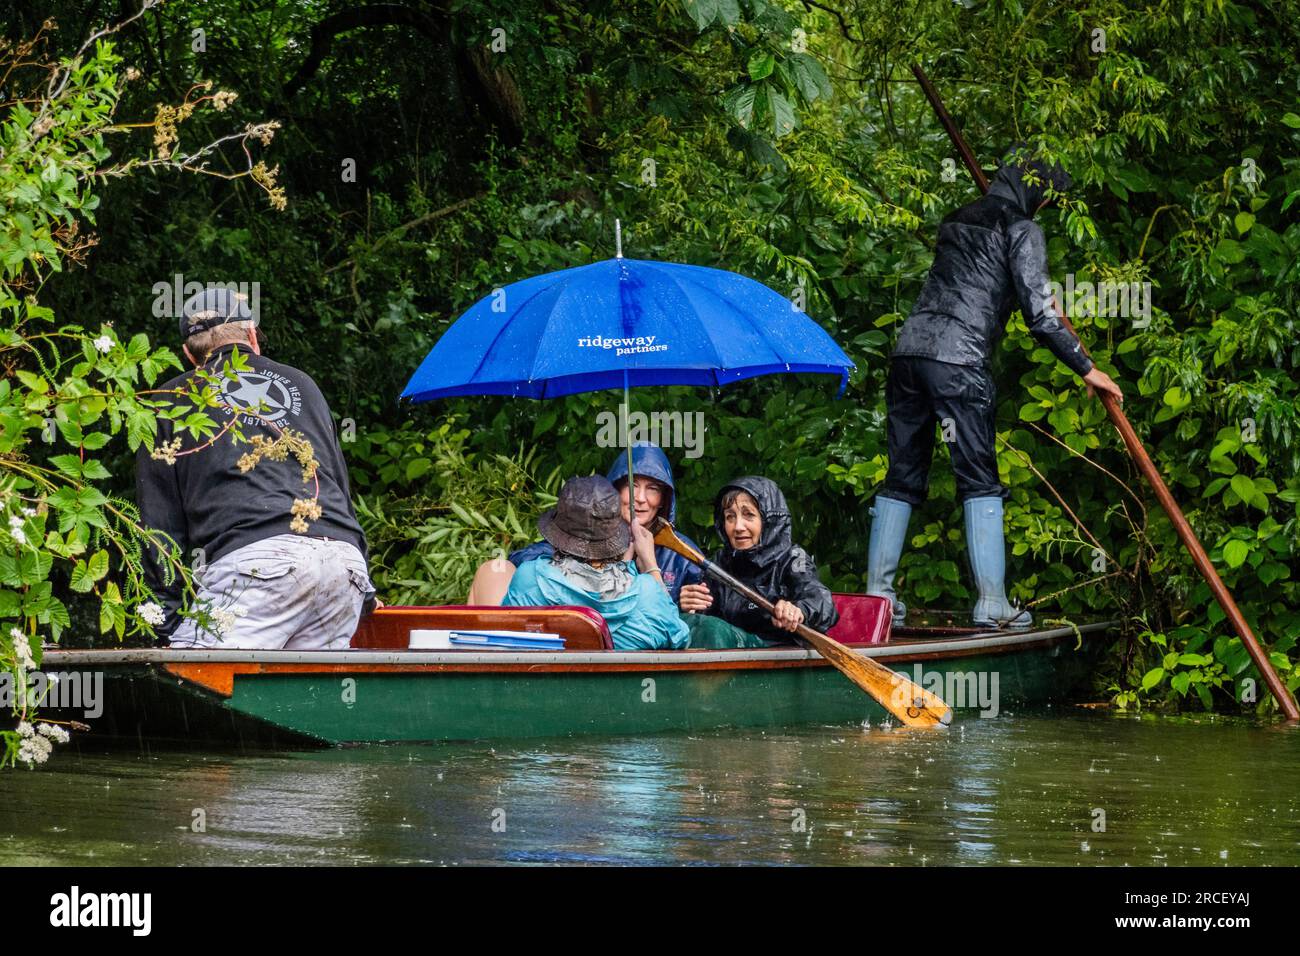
[865,495,912,628]
[964,496,1032,629]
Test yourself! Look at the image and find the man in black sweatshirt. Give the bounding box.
[865,147,1123,630]
[136,287,375,648]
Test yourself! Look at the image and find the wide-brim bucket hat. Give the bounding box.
[538,475,630,561]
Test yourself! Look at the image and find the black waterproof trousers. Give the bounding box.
[882,356,1006,506]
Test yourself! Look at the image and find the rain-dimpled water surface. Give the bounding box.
[2,712,1298,865]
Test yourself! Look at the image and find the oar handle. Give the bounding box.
[696,556,827,643]
[657,519,832,644]
[696,556,770,612]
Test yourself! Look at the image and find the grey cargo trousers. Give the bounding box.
[169,534,375,650]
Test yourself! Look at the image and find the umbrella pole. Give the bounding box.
[624,370,635,526]
[618,224,634,528]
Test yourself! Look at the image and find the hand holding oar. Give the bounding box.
[651,518,951,729]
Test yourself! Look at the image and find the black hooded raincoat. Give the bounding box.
[705,476,839,643]
[882,155,1093,505]
[893,156,1092,375]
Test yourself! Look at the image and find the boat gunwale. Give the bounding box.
[40,620,1114,670]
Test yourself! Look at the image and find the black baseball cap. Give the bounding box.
[179,287,255,339]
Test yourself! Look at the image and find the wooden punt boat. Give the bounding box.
[39,595,1114,747]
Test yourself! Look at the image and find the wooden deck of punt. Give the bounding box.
[38,597,1116,747]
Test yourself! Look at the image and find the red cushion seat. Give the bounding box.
[826,593,892,645]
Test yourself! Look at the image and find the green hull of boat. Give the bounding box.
[43,628,1106,746]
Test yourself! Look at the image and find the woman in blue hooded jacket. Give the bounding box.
[465,443,703,606]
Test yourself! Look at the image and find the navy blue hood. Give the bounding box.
[606,442,678,524]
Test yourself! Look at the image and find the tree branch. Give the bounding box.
[283,4,448,98]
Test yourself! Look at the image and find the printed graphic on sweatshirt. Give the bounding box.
[220,369,302,424]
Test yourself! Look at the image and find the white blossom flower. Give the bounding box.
[35,723,69,744]
[15,721,34,738]
[93,335,114,353]
[20,507,36,518]
[9,528,25,546]
[8,515,22,530]
[18,734,52,765]
[8,629,35,670]
[210,608,239,636]
[137,602,166,626]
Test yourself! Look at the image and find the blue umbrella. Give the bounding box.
[401,228,854,512]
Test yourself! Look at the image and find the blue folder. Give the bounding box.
[448,630,567,649]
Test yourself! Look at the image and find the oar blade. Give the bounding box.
[652,517,951,728]
[800,631,951,729]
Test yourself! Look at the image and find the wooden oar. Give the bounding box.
[651,518,951,728]
[910,63,1300,720]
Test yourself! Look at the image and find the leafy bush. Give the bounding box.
[352,420,560,605]
[2,8,282,766]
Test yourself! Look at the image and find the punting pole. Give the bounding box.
[909,62,1299,720]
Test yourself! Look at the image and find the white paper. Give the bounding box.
[408,629,454,649]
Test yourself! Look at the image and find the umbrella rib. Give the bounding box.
[465,276,567,392]
[527,270,578,390]
[637,262,729,372]
[643,262,787,374]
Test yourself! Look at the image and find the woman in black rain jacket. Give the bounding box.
[679,476,838,645]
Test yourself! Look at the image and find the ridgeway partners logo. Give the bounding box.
[50,886,151,936]
[577,334,668,357]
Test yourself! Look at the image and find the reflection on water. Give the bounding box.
[1,712,1298,865]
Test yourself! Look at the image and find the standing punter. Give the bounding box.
[866,147,1124,629]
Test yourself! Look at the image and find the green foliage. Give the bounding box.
[352,420,561,605]
[1,8,284,762]
[0,34,180,665]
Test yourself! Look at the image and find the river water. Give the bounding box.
[2,711,1297,866]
